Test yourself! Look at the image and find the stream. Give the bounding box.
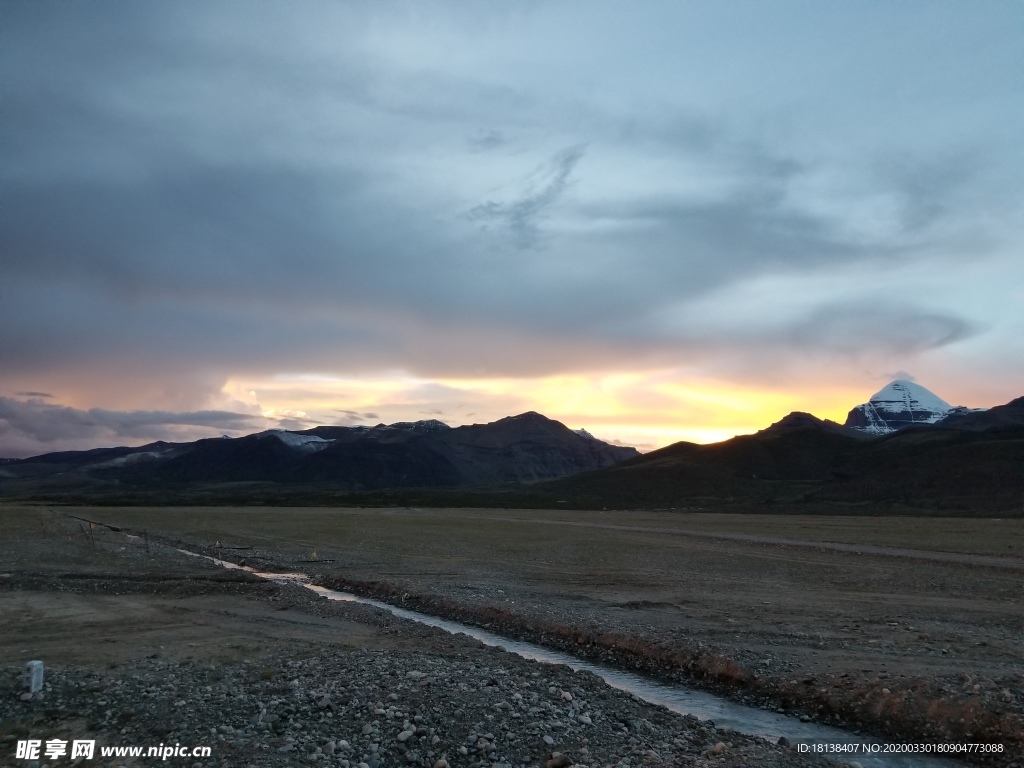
[182,550,966,768]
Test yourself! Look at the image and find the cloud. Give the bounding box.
[0,1,1021,450]
[0,396,262,457]
[466,144,585,248]
[787,303,976,357]
[333,409,380,424]
[15,391,53,399]
[1,2,1006,378]
[467,129,507,151]
[872,149,983,235]
[569,186,857,307]
[883,370,917,382]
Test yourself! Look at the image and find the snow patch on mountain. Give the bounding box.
[260,429,334,453]
[93,449,174,469]
[871,380,951,415]
[845,380,956,434]
[574,428,597,440]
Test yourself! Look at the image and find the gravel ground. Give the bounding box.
[2,507,1018,767]
[0,513,830,768]
[313,573,1023,764]
[1,592,830,768]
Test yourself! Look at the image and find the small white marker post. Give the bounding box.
[24,660,44,693]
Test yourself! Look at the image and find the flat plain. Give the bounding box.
[2,503,1022,765]
[9,505,1023,683]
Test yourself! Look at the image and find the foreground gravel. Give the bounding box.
[2,618,831,768]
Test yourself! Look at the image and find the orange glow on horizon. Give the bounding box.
[221,370,874,451]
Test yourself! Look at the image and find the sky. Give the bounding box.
[2,1,1023,458]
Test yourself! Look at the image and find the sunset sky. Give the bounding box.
[3,2,1023,457]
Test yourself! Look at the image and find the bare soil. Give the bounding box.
[0,506,829,768]
[2,503,1021,767]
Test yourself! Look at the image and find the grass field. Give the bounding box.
[13,503,1022,556]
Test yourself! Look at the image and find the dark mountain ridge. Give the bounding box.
[1,412,639,492]
[540,406,1024,513]
[4,389,1022,514]
[932,396,1024,432]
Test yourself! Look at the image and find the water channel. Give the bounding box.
[182,550,966,768]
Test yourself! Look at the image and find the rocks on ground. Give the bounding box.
[1,647,829,768]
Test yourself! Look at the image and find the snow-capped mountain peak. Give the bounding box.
[870,379,951,414]
[844,380,954,434]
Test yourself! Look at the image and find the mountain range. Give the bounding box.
[0,411,637,494]
[540,398,1024,513]
[3,381,1022,513]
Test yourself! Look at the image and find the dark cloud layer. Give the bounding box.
[467,145,586,248]
[0,396,260,457]
[788,304,976,356]
[1,2,1020,454]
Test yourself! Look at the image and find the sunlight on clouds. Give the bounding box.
[260,407,309,420]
